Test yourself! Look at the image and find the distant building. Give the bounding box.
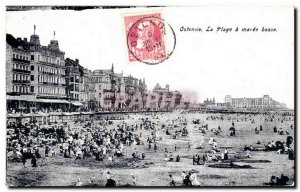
[123,75,147,110]
[65,58,86,109]
[224,95,287,109]
[90,64,128,111]
[151,83,183,110]
[203,98,216,106]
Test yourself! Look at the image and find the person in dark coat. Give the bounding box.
[193,155,195,165]
[278,174,289,185]
[286,136,293,148]
[31,156,37,167]
[197,154,200,165]
[105,179,116,187]
[21,154,26,168]
[45,145,50,157]
[176,155,180,162]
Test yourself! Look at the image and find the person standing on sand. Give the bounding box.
[224,148,228,160]
[169,174,176,186]
[187,142,191,151]
[31,155,37,167]
[104,169,116,187]
[190,170,200,186]
[208,137,214,145]
[21,154,26,168]
[199,135,205,148]
[181,171,187,186]
[131,173,137,186]
[154,143,157,152]
[75,178,83,186]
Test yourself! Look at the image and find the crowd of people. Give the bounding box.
[6,110,294,186]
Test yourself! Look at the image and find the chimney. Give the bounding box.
[30,34,40,46]
[48,40,59,51]
[75,59,79,64]
[17,37,21,42]
[24,38,27,42]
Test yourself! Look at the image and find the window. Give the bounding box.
[75,84,79,91]
[30,86,34,93]
[31,65,34,71]
[31,55,34,61]
[30,75,34,81]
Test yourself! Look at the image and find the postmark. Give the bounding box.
[124,13,176,65]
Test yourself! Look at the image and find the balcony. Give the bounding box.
[42,71,55,75]
[12,69,31,74]
[13,58,30,63]
[7,92,33,96]
[12,80,30,84]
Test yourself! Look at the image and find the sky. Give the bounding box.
[5,7,294,108]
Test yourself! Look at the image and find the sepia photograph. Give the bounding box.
[5,6,295,187]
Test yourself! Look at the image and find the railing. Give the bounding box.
[7,92,33,96]
[13,58,30,63]
[12,80,30,84]
[42,71,55,75]
[12,69,31,74]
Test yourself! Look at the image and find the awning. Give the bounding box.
[24,113,42,117]
[71,101,83,106]
[71,112,81,115]
[6,95,38,102]
[49,112,63,116]
[38,99,70,104]
[81,112,93,115]
[37,112,48,116]
[7,113,21,118]
[63,112,73,116]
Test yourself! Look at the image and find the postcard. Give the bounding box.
[5,6,295,187]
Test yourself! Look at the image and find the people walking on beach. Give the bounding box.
[104,170,116,187]
[169,174,175,186]
[21,154,26,168]
[190,170,200,186]
[131,173,137,186]
[154,143,157,152]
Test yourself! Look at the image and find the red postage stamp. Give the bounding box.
[124,12,176,65]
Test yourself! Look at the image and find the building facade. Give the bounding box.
[6,31,188,113]
[6,33,68,113]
